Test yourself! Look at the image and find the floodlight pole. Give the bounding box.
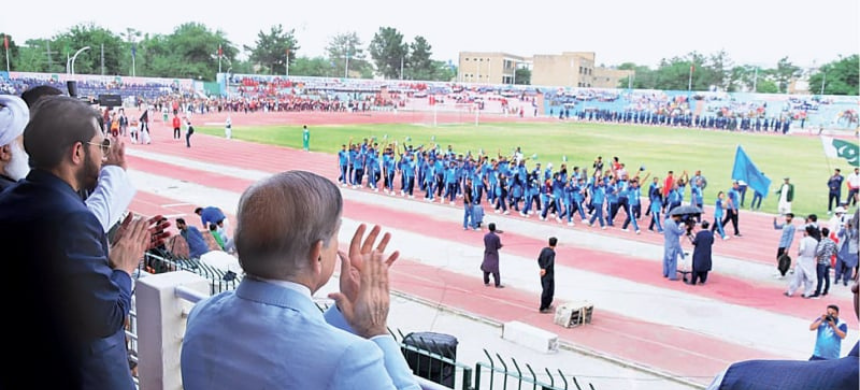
[70,46,91,75]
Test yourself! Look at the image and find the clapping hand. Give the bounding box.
[329,224,400,338]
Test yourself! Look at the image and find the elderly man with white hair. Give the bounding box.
[0,95,31,192]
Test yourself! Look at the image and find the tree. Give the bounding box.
[369,27,408,79]
[52,24,125,75]
[136,24,237,79]
[290,56,337,77]
[808,55,859,95]
[616,62,656,89]
[246,24,299,75]
[405,36,434,80]
[326,32,371,78]
[0,33,20,71]
[431,60,457,82]
[514,68,531,85]
[772,56,801,93]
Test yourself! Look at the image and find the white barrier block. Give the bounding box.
[502,321,559,354]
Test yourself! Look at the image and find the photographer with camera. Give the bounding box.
[808,304,848,360]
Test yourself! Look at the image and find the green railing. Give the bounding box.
[392,329,474,389]
[474,350,595,390]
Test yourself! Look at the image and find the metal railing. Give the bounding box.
[474,350,595,390]
[134,252,598,390]
[393,329,474,389]
[144,251,242,294]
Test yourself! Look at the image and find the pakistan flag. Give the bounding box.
[821,136,860,165]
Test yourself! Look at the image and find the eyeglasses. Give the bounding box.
[86,138,112,153]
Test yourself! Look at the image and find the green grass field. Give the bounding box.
[199,121,859,216]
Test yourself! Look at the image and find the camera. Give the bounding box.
[825,314,836,323]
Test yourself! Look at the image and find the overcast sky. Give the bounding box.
[3,0,858,69]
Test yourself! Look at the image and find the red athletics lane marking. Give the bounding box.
[127,131,791,268]
[126,160,856,328]
[128,190,780,386]
[389,260,784,385]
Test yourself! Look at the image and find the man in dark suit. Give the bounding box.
[690,221,714,285]
[706,279,859,389]
[481,223,504,288]
[538,237,557,313]
[0,96,165,390]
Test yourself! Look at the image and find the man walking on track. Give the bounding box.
[538,237,557,313]
[481,223,504,288]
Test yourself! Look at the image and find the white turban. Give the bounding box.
[0,95,29,147]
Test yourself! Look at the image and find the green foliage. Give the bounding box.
[369,27,408,79]
[405,36,434,80]
[433,61,457,82]
[50,23,126,75]
[246,24,299,75]
[290,56,337,77]
[0,33,19,71]
[808,55,859,95]
[616,52,805,93]
[772,57,802,93]
[326,32,371,79]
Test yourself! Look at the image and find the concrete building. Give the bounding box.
[458,50,634,88]
[531,51,597,88]
[458,52,529,84]
[593,67,636,89]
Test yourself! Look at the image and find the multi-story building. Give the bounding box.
[458,52,529,84]
[531,51,597,88]
[458,50,634,88]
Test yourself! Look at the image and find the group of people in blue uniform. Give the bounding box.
[336,139,737,236]
[567,108,793,133]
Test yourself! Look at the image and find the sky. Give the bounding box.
[3,0,858,69]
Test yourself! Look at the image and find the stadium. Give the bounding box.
[0,13,858,390]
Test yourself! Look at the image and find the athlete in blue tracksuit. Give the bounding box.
[588,181,606,228]
[622,180,642,233]
[338,145,349,185]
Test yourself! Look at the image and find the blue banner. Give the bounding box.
[731,146,771,197]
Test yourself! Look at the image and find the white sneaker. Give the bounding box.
[723,235,730,240]
[568,222,574,226]
[494,210,500,214]
[635,230,641,234]
[622,228,629,232]
[503,211,510,215]
[601,226,606,230]
[409,195,414,199]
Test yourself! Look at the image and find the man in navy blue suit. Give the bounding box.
[707,278,859,389]
[0,96,167,390]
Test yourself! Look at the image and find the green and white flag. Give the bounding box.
[821,136,859,165]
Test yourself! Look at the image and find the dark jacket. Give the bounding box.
[692,230,714,272]
[0,170,135,390]
[538,247,555,277]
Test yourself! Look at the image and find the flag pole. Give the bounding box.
[819,136,834,176]
[4,35,10,72]
[688,64,693,91]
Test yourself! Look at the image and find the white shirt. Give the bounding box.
[779,184,790,204]
[85,166,137,232]
[848,172,860,189]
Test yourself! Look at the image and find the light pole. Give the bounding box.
[820,69,827,95]
[69,46,91,75]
